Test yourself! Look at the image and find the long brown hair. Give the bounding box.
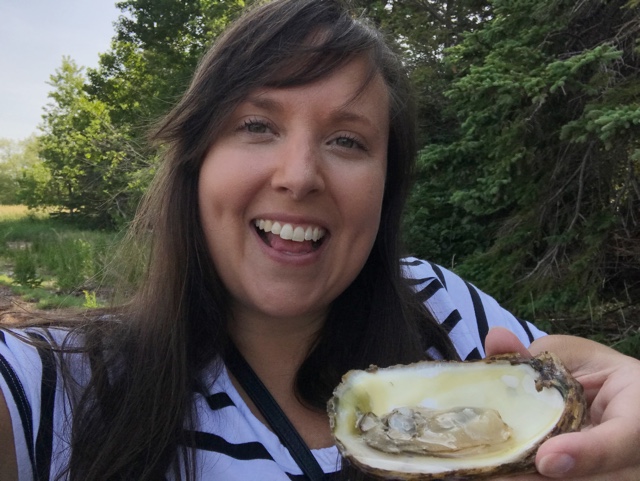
[23,1,459,479]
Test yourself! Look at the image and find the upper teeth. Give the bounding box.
[255,219,326,243]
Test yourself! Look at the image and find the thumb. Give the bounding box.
[484,327,531,358]
[535,418,639,478]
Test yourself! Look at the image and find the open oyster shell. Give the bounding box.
[327,352,586,480]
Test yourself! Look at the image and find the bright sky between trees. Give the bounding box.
[0,0,120,141]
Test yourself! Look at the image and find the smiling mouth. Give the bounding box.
[254,219,327,251]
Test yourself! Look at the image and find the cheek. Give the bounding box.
[198,152,221,211]
[198,149,251,219]
[197,154,238,257]
[343,167,387,238]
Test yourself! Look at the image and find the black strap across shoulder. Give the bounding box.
[224,343,327,481]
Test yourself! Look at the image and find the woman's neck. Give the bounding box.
[227,306,325,383]
[226,307,335,449]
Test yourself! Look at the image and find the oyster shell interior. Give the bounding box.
[328,353,585,479]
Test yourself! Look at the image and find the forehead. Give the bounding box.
[241,57,390,126]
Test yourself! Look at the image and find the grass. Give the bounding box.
[0,205,123,309]
[0,205,39,220]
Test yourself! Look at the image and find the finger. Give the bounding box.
[535,418,640,478]
[485,327,532,358]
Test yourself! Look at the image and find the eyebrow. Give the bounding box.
[244,95,283,112]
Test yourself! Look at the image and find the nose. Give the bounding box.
[271,134,325,200]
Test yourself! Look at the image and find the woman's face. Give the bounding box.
[198,57,389,324]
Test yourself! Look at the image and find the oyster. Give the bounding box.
[327,352,586,480]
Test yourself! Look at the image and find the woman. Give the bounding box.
[1,1,639,480]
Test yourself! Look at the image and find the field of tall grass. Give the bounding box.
[0,205,124,309]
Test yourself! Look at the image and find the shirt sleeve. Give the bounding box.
[0,328,64,481]
[401,257,546,360]
[0,329,45,481]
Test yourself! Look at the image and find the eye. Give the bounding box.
[241,118,272,134]
[332,135,366,151]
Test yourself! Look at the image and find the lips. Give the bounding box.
[254,218,327,251]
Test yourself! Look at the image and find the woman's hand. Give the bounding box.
[485,328,640,481]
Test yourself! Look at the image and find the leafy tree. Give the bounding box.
[405,0,640,318]
[354,0,493,145]
[87,0,247,133]
[21,58,144,227]
[0,136,40,204]
[21,2,249,227]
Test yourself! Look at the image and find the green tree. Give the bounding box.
[88,0,247,132]
[0,136,40,204]
[20,2,248,225]
[405,0,640,317]
[21,58,144,227]
[354,0,492,145]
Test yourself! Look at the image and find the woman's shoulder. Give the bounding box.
[1,311,124,353]
[0,326,85,391]
[1,324,87,355]
[0,322,106,403]
[0,317,126,481]
[401,256,546,359]
[0,326,76,480]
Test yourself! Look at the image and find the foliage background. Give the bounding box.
[0,0,638,353]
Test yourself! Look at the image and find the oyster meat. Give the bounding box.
[357,406,512,456]
[327,352,586,480]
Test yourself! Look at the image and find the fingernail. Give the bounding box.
[538,453,575,476]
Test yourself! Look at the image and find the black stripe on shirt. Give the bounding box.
[516,317,535,343]
[405,276,434,287]
[440,309,462,333]
[0,330,5,344]
[28,332,57,481]
[287,471,341,480]
[182,430,274,461]
[464,281,489,350]
[427,262,447,290]
[465,347,482,360]
[399,258,424,267]
[203,392,235,411]
[0,352,36,473]
[414,279,442,304]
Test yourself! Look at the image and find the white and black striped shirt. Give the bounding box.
[0,259,545,480]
